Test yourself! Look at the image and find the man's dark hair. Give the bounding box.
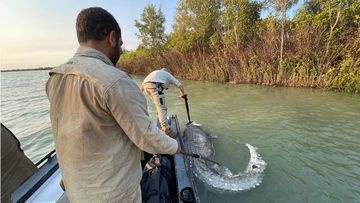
[76,7,121,42]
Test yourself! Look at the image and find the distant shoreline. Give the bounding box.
[0,67,53,72]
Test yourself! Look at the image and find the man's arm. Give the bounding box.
[178,85,185,97]
[168,73,184,96]
[105,77,179,155]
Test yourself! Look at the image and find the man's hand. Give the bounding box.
[176,144,181,154]
[170,130,177,138]
[178,85,185,97]
[163,127,177,138]
[168,130,177,138]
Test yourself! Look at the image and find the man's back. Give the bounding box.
[143,69,181,89]
[46,7,178,202]
[46,47,144,202]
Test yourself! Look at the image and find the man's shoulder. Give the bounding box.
[51,59,132,90]
[97,63,128,80]
[151,69,173,79]
[160,70,174,78]
[89,63,133,89]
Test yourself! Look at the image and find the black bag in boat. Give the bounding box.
[141,155,176,203]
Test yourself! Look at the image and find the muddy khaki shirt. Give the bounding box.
[46,46,178,202]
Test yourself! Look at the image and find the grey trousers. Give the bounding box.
[143,83,169,131]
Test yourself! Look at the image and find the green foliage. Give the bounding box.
[297,0,359,29]
[120,48,151,64]
[167,29,195,52]
[332,31,360,93]
[170,0,222,51]
[119,0,360,93]
[328,57,360,93]
[135,4,167,51]
[221,0,262,46]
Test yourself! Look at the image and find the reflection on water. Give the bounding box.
[1,71,360,202]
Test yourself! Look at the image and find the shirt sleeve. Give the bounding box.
[168,73,182,88]
[104,76,178,155]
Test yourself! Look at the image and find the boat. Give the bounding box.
[3,115,199,203]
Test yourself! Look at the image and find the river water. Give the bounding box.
[1,70,360,203]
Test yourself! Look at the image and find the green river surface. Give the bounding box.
[1,70,360,203]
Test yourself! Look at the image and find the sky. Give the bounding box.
[0,0,303,70]
[0,0,178,69]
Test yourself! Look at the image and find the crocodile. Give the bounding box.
[182,123,267,192]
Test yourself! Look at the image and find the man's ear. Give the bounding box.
[108,31,117,47]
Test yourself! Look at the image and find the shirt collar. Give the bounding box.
[74,46,114,66]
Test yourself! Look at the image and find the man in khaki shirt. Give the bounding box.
[46,7,179,203]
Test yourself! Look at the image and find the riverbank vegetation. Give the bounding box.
[118,0,360,93]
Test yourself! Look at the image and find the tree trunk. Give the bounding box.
[277,0,286,83]
[324,10,340,67]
